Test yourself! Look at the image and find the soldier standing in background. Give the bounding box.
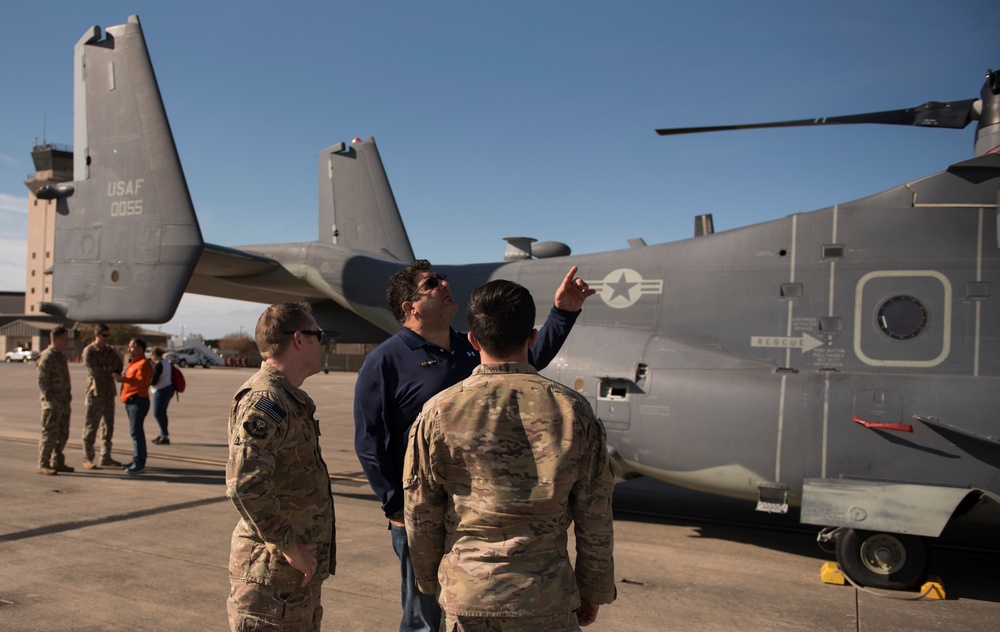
[404,280,616,631]
[36,326,73,475]
[226,303,335,631]
[81,324,124,469]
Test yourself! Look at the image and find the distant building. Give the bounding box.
[23,144,73,315]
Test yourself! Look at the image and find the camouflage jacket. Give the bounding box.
[404,362,616,617]
[226,362,336,589]
[37,347,71,405]
[82,342,123,398]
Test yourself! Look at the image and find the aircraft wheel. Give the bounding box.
[835,529,928,590]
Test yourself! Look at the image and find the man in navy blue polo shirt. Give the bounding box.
[354,260,594,632]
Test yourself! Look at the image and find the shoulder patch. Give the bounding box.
[253,397,286,423]
[242,419,271,439]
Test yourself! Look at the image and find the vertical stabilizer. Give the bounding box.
[318,138,415,261]
[41,15,203,322]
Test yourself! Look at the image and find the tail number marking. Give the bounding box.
[108,179,145,217]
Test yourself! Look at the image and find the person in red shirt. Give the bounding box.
[114,338,153,475]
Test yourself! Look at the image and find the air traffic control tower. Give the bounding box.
[22,144,72,315]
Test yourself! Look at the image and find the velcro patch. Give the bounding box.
[243,419,271,440]
[253,397,286,423]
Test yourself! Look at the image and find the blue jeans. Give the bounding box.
[125,396,150,468]
[152,385,175,437]
[390,523,440,632]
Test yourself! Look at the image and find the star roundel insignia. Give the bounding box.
[584,268,664,309]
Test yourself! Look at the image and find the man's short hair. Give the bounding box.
[386,259,433,324]
[50,326,68,342]
[467,280,535,358]
[255,302,314,359]
[151,346,164,358]
[131,338,147,352]
[94,323,109,336]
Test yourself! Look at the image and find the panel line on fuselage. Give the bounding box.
[775,215,800,483]
[821,206,838,481]
[974,207,984,377]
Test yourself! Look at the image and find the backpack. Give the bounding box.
[171,364,186,395]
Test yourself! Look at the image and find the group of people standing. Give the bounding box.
[36,324,175,477]
[226,262,616,632]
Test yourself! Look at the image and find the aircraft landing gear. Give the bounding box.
[833,528,929,590]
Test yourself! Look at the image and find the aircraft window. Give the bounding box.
[877,295,927,340]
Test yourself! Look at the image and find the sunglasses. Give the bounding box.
[99,332,110,338]
[284,330,324,342]
[409,273,447,300]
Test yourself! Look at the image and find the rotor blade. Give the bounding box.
[655,98,979,136]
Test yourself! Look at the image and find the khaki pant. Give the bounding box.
[38,402,70,467]
[227,580,323,632]
[82,392,116,460]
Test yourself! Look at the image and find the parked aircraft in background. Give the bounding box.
[34,15,1000,590]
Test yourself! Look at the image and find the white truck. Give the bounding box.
[166,336,224,368]
[5,347,39,363]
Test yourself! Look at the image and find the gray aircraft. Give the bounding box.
[35,15,1000,590]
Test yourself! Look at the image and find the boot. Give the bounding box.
[37,466,58,475]
[51,453,74,473]
[99,455,122,467]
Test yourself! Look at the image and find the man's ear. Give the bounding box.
[527,328,538,350]
[467,331,483,351]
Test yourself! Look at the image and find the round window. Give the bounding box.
[877,295,927,340]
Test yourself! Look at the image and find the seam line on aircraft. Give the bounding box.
[776,374,787,483]
[822,376,830,479]
[912,203,998,208]
[828,205,838,318]
[974,207,984,377]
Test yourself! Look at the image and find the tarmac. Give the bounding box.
[1,362,998,631]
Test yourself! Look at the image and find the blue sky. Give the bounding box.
[1,1,997,338]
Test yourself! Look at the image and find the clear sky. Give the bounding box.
[1,1,997,338]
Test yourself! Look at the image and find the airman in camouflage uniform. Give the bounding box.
[404,280,615,632]
[226,303,335,632]
[37,326,73,475]
[81,324,124,468]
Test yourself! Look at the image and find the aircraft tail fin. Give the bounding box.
[318,138,415,262]
[40,15,203,323]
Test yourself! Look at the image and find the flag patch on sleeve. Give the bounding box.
[254,397,286,423]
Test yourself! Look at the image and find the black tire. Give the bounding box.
[22,357,30,363]
[5,357,11,363]
[178,359,187,368]
[835,528,928,590]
